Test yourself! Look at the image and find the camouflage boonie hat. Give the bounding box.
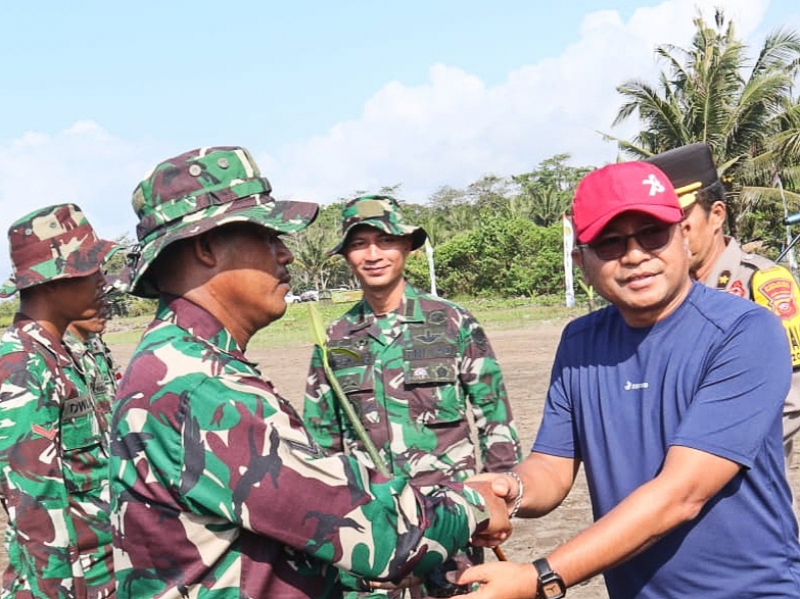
[125,146,319,298]
[0,203,116,298]
[328,194,427,256]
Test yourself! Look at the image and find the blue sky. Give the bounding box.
[1,0,799,279]
[3,1,658,146]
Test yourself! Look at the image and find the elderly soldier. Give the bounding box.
[453,162,800,599]
[303,195,521,598]
[111,146,509,599]
[0,204,116,598]
[65,306,119,438]
[647,143,800,464]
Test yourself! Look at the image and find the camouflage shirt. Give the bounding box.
[303,284,521,486]
[64,332,118,443]
[0,315,114,599]
[111,295,489,599]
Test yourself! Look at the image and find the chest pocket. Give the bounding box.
[61,392,105,493]
[404,313,463,423]
[329,343,379,424]
[403,345,458,384]
[404,313,459,384]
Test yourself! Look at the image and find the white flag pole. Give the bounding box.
[425,238,438,297]
[563,214,575,308]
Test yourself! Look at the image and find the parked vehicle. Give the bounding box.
[285,292,301,304]
[299,290,319,302]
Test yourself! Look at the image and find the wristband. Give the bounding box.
[503,471,524,518]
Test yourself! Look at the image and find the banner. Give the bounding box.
[563,215,575,308]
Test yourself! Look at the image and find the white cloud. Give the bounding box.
[0,123,168,281]
[265,0,772,204]
[0,0,782,283]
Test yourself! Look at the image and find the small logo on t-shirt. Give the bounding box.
[624,380,649,391]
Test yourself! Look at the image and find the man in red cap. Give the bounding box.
[453,162,800,599]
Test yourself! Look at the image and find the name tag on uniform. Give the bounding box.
[403,343,457,361]
[63,393,94,420]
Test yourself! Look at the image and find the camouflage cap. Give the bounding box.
[328,195,427,256]
[125,146,319,298]
[0,204,116,298]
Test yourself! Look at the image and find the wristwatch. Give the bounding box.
[533,558,566,599]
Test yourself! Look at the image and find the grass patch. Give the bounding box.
[102,297,588,350]
[457,297,586,330]
[104,315,157,345]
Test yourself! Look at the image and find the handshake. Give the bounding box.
[466,471,524,547]
[371,472,527,597]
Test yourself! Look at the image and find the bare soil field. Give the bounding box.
[3,319,800,598]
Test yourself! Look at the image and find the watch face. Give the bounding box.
[542,580,565,599]
[534,558,566,599]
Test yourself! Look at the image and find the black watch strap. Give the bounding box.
[533,558,566,599]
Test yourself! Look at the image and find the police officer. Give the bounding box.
[303,195,522,598]
[111,146,510,599]
[647,143,800,464]
[0,204,117,598]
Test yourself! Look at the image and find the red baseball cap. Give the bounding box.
[572,161,684,244]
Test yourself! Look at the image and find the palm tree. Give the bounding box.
[285,201,345,291]
[608,9,800,237]
[511,154,591,226]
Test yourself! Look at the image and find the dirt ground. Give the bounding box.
[3,318,800,598]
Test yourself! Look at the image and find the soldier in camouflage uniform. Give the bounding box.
[647,143,800,464]
[0,204,117,598]
[111,146,510,599]
[64,306,119,440]
[302,195,522,598]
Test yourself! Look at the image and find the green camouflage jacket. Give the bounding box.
[111,296,489,599]
[0,315,114,598]
[64,332,118,443]
[303,284,521,487]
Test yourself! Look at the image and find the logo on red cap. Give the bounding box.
[643,174,666,196]
[571,162,683,244]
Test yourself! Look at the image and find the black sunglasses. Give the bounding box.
[579,224,675,261]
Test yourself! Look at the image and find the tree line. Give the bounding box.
[3,9,799,321]
[289,10,800,300]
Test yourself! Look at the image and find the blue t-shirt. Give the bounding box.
[534,282,800,599]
